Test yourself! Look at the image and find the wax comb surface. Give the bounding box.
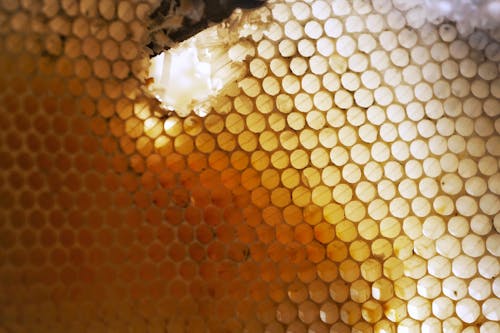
[0,0,499,332]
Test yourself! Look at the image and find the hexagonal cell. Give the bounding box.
[308,279,328,304]
[432,296,455,320]
[372,278,394,302]
[403,255,428,279]
[329,279,349,303]
[456,298,480,323]
[421,317,441,333]
[319,302,339,324]
[443,276,468,301]
[407,296,431,321]
[339,301,361,326]
[383,257,404,280]
[383,297,407,323]
[417,275,441,299]
[427,255,451,279]
[361,299,383,323]
[482,298,500,321]
[298,300,319,324]
[350,279,371,303]
[360,258,382,282]
[468,277,492,301]
[394,277,416,301]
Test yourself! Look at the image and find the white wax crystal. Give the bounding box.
[148,42,215,117]
[146,7,270,117]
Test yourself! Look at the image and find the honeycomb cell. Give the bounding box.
[456,298,480,323]
[276,301,297,325]
[339,301,361,325]
[384,297,407,323]
[407,296,431,321]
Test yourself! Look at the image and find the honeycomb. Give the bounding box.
[0,0,499,332]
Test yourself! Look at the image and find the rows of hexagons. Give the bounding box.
[1,0,499,332]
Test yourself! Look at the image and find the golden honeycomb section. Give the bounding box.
[0,0,499,332]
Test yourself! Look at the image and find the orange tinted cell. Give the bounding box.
[211,186,232,208]
[228,243,248,262]
[330,279,349,303]
[339,259,360,283]
[187,152,207,172]
[262,206,283,226]
[189,243,205,262]
[168,242,186,262]
[204,206,221,227]
[241,168,261,190]
[217,132,237,152]
[191,186,211,208]
[326,240,348,262]
[59,228,75,247]
[178,225,194,243]
[256,224,275,244]
[165,153,186,173]
[221,168,240,189]
[147,243,166,262]
[164,203,183,225]
[304,204,323,225]
[323,203,345,225]
[223,205,244,226]
[215,224,234,244]
[276,224,294,244]
[261,169,280,190]
[271,187,292,207]
[174,134,194,155]
[196,224,214,244]
[171,187,190,207]
[237,224,256,244]
[178,261,196,280]
[317,260,338,282]
[268,242,286,262]
[286,241,307,264]
[169,279,187,299]
[207,242,225,261]
[314,223,335,244]
[283,205,302,226]
[251,187,270,208]
[297,261,316,284]
[306,241,326,263]
[185,206,202,226]
[295,223,314,244]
